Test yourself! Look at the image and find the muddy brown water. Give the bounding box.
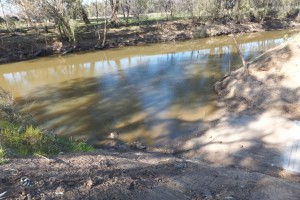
[0,30,297,147]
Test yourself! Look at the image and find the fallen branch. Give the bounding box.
[0,191,7,200]
[34,153,54,163]
[62,46,75,55]
[232,34,250,75]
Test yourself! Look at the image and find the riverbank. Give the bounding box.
[1,41,300,199]
[174,42,300,175]
[1,18,300,64]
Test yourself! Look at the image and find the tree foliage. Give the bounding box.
[0,0,299,40]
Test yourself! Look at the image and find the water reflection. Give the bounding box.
[0,30,296,147]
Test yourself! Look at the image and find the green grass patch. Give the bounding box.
[0,122,93,158]
[57,136,94,153]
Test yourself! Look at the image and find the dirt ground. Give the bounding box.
[1,42,300,199]
[1,149,300,200]
[1,18,300,64]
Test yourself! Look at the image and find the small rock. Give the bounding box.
[131,140,147,150]
[55,186,65,196]
[106,160,113,167]
[225,197,235,200]
[128,182,135,190]
[203,194,213,199]
[108,131,119,139]
[92,176,104,185]
[20,177,30,187]
[136,142,147,150]
[174,162,188,170]
[82,179,93,190]
[49,177,57,185]
[26,194,32,200]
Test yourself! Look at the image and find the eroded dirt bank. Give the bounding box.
[1,19,300,64]
[1,42,300,199]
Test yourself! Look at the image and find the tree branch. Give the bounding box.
[232,33,249,75]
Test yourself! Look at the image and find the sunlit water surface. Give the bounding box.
[0,30,297,146]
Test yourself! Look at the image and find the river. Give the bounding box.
[0,30,297,147]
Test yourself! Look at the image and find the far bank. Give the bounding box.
[1,18,300,64]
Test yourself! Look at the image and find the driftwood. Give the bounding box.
[62,46,76,55]
[34,49,46,57]
[232,33,250,75]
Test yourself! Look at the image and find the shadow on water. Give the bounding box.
[13,53,227,146]
[0,30,296,148]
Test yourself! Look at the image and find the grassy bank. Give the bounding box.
[0,89,93,164]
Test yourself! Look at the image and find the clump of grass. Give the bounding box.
[58,137,94,153]
[0,121,93,158]
[0,88,93,163]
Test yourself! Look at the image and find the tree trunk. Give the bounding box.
[81,7,91,24]
[126,6,130,26]
[232,34,249,75]
[121,4,126,18]
[109,0,120,27]
[19,0,33,27]
[102,1,108,47]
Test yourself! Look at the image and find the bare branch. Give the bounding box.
[232,33,249,75]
